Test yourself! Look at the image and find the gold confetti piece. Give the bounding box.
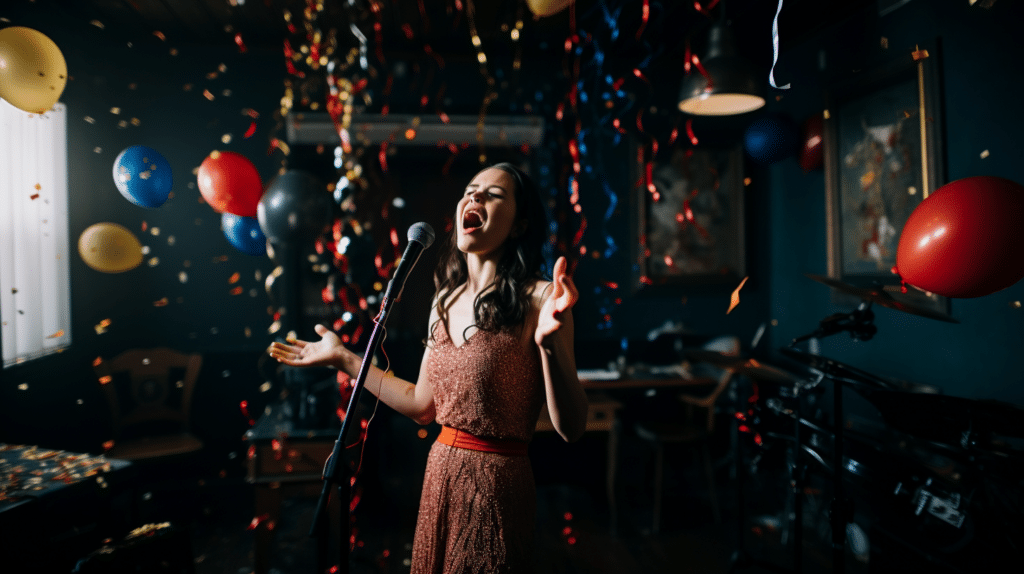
[131,117,141,126]
[170,48,178,56]
[244,327,252,338]
[95,318,112,334]
[178,272,188,283]
[90,20,105,29]
[98,375,112,385]
[117,120,128,128]
[727,276,749,314]
[743,177,752,186]
[139,170,151,179]
[150,227,159,236]
[880,37,889,49]
[229,272,240,284]
[221,89,232,97]
[1011,301,1021,308]
[980,149,990,159]
[183,83,193,91]
[268,320,282,334]
[84,116,95,124]
[18,383,29,391]
[771,319,779,326]
[912,47,929,61]
[102,440,115,450]
[221,134,232,144]
[92,357,103,367]
[153,298,169,307]
[153,31,166,41]
[259,382,271,392]
[110,107,120,115]
[46,330,64,338]
[230,286,243,295]
[148,257,160,266]
[93,147,102,153]
[203,89,215,101]
[167,236,175,245]
[206,71,218,80]
[823,109,831,120]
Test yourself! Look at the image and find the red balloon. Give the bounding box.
[896,176,1024,298]
[799,114,823,172]
[197,151,263,217]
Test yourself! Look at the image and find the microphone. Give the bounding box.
[381,222,435,309]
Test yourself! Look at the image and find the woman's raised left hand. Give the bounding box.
[535,256,579,347]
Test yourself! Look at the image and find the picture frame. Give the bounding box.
[632,142,746,293]
[823,42,948,313]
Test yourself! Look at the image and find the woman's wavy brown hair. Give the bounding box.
[430,162,547,344]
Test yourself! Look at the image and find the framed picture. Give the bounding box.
[823,43,948,312]
[632,143,745,293]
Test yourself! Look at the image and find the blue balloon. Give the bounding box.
[221,212,267,256]
[113,145,173,208]
[744,115,800,165]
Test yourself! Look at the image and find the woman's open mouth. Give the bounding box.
[462,210,483,234]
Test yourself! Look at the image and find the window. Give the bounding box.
[0,99,71,367]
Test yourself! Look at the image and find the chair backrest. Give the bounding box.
[93,348,202,440]
[679,369,735,433]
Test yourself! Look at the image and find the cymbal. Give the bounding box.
[805,274,959,323]
[779,347,892,390]
[685,350,800,385]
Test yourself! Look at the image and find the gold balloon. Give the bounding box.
[526,0,574,17]
[0,26,68,114]
[78,223,143,273]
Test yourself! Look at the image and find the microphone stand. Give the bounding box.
[307,276,408,574]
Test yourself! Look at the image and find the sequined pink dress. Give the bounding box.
[411,322,544,574]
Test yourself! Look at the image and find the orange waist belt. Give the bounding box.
[437,426,529,456]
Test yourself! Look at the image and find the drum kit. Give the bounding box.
[692,274,1024,574]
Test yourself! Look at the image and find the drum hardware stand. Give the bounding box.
[791,301,877,345]
[786,328,865,574]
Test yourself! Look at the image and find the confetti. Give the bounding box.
[153,298,169,307]
[90,20,105,29]
[95,318,112,334]
[980,149,990,159]
[153,31,166,41]
[727,276,749,314]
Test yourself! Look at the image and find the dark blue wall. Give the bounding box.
[764,0,1024,404]
[0,6,285,454]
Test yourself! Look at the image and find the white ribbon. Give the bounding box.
[769,0,791,89]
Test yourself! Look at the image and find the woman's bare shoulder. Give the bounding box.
[527,278,554,305]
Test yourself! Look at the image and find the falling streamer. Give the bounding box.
[769,0,791,89]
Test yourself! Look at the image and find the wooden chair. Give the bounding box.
[93,347,203,462]
[634,368,734,533]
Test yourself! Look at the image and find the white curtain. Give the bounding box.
[0,99,71,367]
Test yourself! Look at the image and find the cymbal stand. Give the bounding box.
[791,302,876,345]
[763,372,823,574]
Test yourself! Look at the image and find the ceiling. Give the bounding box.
[32,0,875,64]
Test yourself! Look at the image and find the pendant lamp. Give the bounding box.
[678,21,765,116]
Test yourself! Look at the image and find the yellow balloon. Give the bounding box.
[78,223,143,273]
[526,0,574,17]
[0,26,68,114]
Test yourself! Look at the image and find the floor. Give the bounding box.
[163,424,852,574]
